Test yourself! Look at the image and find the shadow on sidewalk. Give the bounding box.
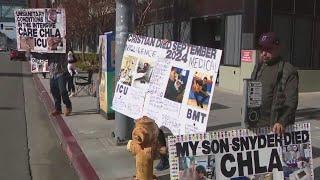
[313,146,320,159]
[71,109,98,116]
[116,174,170,180]
[207,122,241,131]
[0,106,16,110]
[0,72,32,77]
[296,108,320,121]
[210,103,230,110]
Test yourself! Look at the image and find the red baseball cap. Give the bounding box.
[258,32,280,51]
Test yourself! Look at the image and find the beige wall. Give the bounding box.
[219,50,320,93]
[298,70,320,92]
[219,50,257,93]
[219,66,241,92]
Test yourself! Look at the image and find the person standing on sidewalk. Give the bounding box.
[48,53,72,116]
[155,129,170,171]
[66,50,77,97]
[250,32,299,134]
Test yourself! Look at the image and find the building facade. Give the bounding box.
[27,0,50,8]
[143,0,320,92]
[0,0,27,42]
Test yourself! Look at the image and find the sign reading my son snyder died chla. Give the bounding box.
[14,8,66,53]
[168,123,314,180]
[112,34,222,135]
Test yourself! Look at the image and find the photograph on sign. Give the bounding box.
[20,37,34,50]
[132,58,155,89]
[164,67,189,103]
[282,143,313,179]
[188,72,213,110]
[178,155,215,180]
[47,37,63,51]
[30,57,49,73]
[119,54,139,86]
[46,9,58,23]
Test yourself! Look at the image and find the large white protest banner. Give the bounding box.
[168,123,314,180]
[14,8,66,53]
[112,34,222,135]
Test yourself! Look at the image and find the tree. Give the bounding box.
[61,0,115,60]
[134,0,153,35]
[89,0,115,34]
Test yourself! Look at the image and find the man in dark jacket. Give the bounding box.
[250,32,299,134]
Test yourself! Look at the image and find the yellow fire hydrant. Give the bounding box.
[127,116,159,180]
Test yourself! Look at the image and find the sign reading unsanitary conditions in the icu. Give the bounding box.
[14,8,66,53]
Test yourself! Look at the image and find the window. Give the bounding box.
[180,21,191,43]
[273,15,293,62]
[317,0,320,17]
[1,6,15,18]
[163,22,173,40]
[295,0,314,15]
[224,15,242,66]
[313,19,320,68]
[292,17,313,68]
[146,22,173,39]
[147,25,154,37]
[271,0,320,69]
[273,0,294,13]
[154,24,163,39]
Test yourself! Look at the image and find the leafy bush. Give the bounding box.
[74,53,99,72]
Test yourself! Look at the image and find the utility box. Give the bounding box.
[98,31,115,119]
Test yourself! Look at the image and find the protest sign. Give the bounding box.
[112,34,222,135]
[14,8,66,53]
[168,123,314,180]
[30,57,49,73]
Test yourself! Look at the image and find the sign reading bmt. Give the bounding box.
[186,109,206,123]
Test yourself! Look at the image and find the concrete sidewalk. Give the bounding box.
[33,74,320,179]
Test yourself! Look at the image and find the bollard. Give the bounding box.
[127,116,159,180]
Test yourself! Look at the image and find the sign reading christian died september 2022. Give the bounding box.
[14,8,66,53]
[112,34,222,135]
[168,123,314,180]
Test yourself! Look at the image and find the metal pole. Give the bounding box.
[114,0,135,145]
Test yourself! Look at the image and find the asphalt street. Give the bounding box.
[0,53,78,180]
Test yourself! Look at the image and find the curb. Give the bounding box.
[33,75,100,180]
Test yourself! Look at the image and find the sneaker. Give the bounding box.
[51,110,62,116]
[64,108,72,116]
[69,92,75,97]
[155,155,170,171]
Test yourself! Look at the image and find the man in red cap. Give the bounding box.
[250,32,299,134]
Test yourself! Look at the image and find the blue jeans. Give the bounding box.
[50,74,72,111]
